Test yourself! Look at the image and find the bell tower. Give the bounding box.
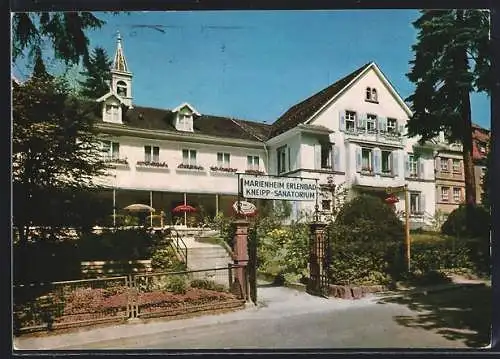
[110,31,133,107]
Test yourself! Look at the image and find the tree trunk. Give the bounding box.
[456,10,477,232]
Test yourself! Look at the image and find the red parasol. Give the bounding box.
[385,194,399,205]
[172,204,197,213]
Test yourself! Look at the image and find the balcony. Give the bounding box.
[136,161,169,171]
[343,127,403,145]
[435,170,463,181]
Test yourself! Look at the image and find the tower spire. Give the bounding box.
[112,31,129,73]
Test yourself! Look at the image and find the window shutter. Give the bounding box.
[144,146,151,162]
[357,114,365,129]
[404,154,410,178]
[355,146,362,172]
[435,157,441,172]
[288,146,292,171]
[398,123,405,135]
[333,145,340,171]
[339,111,346,131]
[153,147,160,162]
[379,117,387,132]
[419,193,426,214]
[314,144,321,170]
[418,158,425,179]
[392,151,399,176]
[112,142,120,159]
[373,148,381,174]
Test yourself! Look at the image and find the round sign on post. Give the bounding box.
[232,201,258,217]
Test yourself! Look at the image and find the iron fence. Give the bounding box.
[13,264,247,335]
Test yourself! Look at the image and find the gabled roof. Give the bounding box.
[119,106,272,142]
[270,63,371,137]
[172,102,201,116]
[96,91,126,104]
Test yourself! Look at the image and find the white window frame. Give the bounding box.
[409,154,418,177]
[366,114,377,132]
[247,155,260,171]
[410,192,420,215]
[217,152,230,168]
[441,187,450,202]
[361,148,372,172]
[387,118,397,133]
[452,159,461,173]
[453,187,462,202]
[321,143,332,169]
[345,110,356,131]
[277,146,287,174]
[440,159,449,172]
[381,150,392,174]
[105,104,120,123]
[103,141,120,160]
[182,149,197,166]
[145,145,160,163]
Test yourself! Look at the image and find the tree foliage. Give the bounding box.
[78,47,112,99]
[406,10,491,208]
[12,12,106,66]
[13,69,109,241]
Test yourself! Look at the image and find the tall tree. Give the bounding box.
[406,10,491,223]
[13,70,109,242]
[12,12,106,66]
[78,47,112,99]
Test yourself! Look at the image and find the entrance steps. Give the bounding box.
[183,236,233,287]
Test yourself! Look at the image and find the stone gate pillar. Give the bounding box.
[307,222,327,295]
[232,219,249,300]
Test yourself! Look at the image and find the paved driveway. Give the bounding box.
[14,283,474,350]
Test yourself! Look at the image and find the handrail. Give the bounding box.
[168,227,188,267]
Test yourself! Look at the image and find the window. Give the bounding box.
[365,87,378,102]
[366,114,377,132]
[116,81,127,97]
[453,188,462,203]
[408,154,418,177]
[103,141,120,160]
[277,146,287,174]
[321,143,332,169]
[144,146,159,163]
[322,200,331,212]
[441,187,450,202]
[410,193,420,215]
[440,158,449,172]
[381,150,392,174]
[452,159,461,173]
[345,111,356,131]
[182,149,197,165]
[247,155,260,171]
[105,104,120,123]
[387,118,397,133]
[361,148,372,172]
[178,114,192,131]
[217,152,230,167]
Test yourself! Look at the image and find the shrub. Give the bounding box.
[190,279,226,292]
[150,247,185,272]
[164,275,187,294]
[441,205,490,238]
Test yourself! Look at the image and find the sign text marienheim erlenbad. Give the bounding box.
[241,175,317,201]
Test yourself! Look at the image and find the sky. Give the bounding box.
[13,10,491,129]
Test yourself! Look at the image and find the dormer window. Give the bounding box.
[366,87,378,103]
[105,104,120,123]
[173,103,200,132]
[116,81,127,97]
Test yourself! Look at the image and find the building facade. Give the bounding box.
[95,35,441,227]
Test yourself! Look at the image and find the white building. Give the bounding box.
[95,35,436,228]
